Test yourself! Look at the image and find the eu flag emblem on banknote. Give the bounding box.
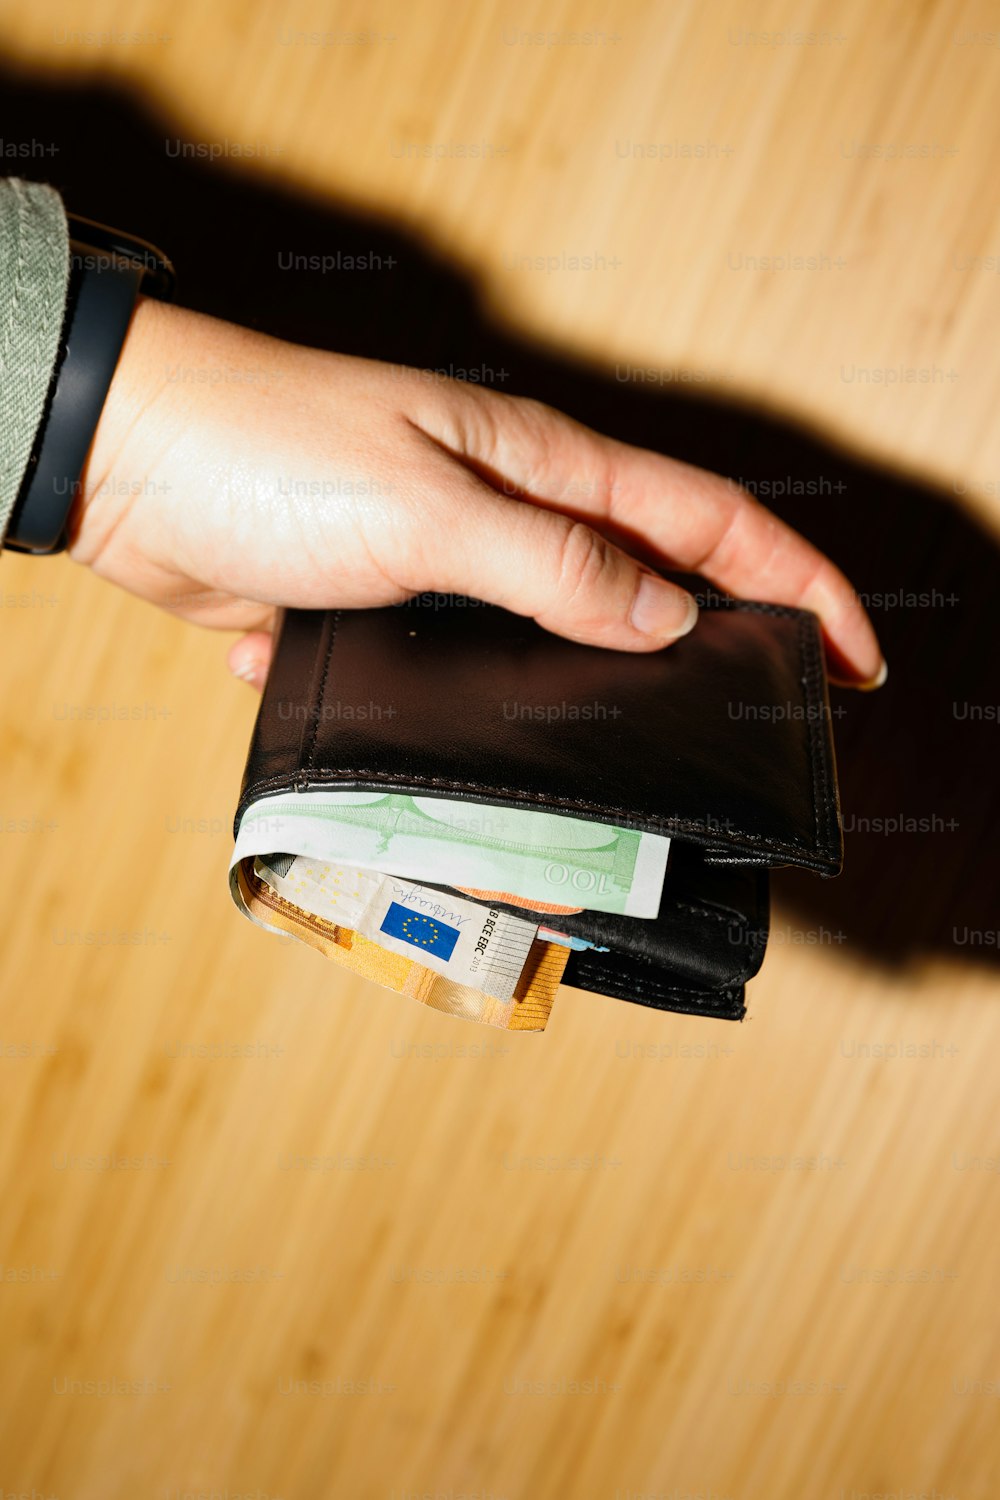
[379,903,461,960]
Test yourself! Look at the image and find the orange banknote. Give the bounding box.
[235,860,566,1032]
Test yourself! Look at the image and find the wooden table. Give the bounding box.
[1,2,997,1495]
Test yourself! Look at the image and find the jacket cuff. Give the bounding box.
[0,179,70,547]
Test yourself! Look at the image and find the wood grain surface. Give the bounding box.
[1,2,998,1497]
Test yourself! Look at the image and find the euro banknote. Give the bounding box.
[231,790,669,919]
[233,859,566,1031]
[254,855,538,1003]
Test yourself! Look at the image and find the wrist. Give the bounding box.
[73,295,157,498]
[6,215,174,556]
[66,295,177,555]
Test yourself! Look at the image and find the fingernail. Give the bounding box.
[630,576,698,641]
[858,658,888,692]
[231,659,265,684]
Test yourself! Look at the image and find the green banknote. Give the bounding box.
[231,791,669,919]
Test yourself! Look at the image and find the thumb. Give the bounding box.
[426,486,698,651]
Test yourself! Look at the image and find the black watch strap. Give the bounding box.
[5,215,174,555]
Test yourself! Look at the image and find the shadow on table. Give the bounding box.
[4,59,996,975]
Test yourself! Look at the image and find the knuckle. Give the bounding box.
[553,519,612,610]
[508,394,557,433]
[428,380,504,461]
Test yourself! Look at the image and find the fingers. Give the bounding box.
[227,630,274,691]
[654,459,887,688]
[415,385,885,687]
[394,459,698,651]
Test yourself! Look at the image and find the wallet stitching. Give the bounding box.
[305,610,342,771]
[578,972,734,1008]
[590,927,759,991]
[671,900,737,924]
[671,896,767,986]
[799,610,823,858]
[797,609,839,860]
[249,766,826,863]
[573,885,763,987]
[572,966,744,1012]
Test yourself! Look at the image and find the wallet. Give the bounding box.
[232,589,843,1023]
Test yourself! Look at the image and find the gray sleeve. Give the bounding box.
[0,179,70,546]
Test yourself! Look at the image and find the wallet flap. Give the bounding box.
[430,842,769,989]
[427,841,770,1022]
[237,595,842,875]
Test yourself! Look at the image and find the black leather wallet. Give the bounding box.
[233,590,842,1022]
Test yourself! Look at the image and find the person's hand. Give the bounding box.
[71,297,886,692]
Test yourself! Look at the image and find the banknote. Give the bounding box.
[232,790,669,919]
[254,855,538,1003]
[233,860,566,1031]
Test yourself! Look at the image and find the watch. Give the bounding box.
[5,213,174,555]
